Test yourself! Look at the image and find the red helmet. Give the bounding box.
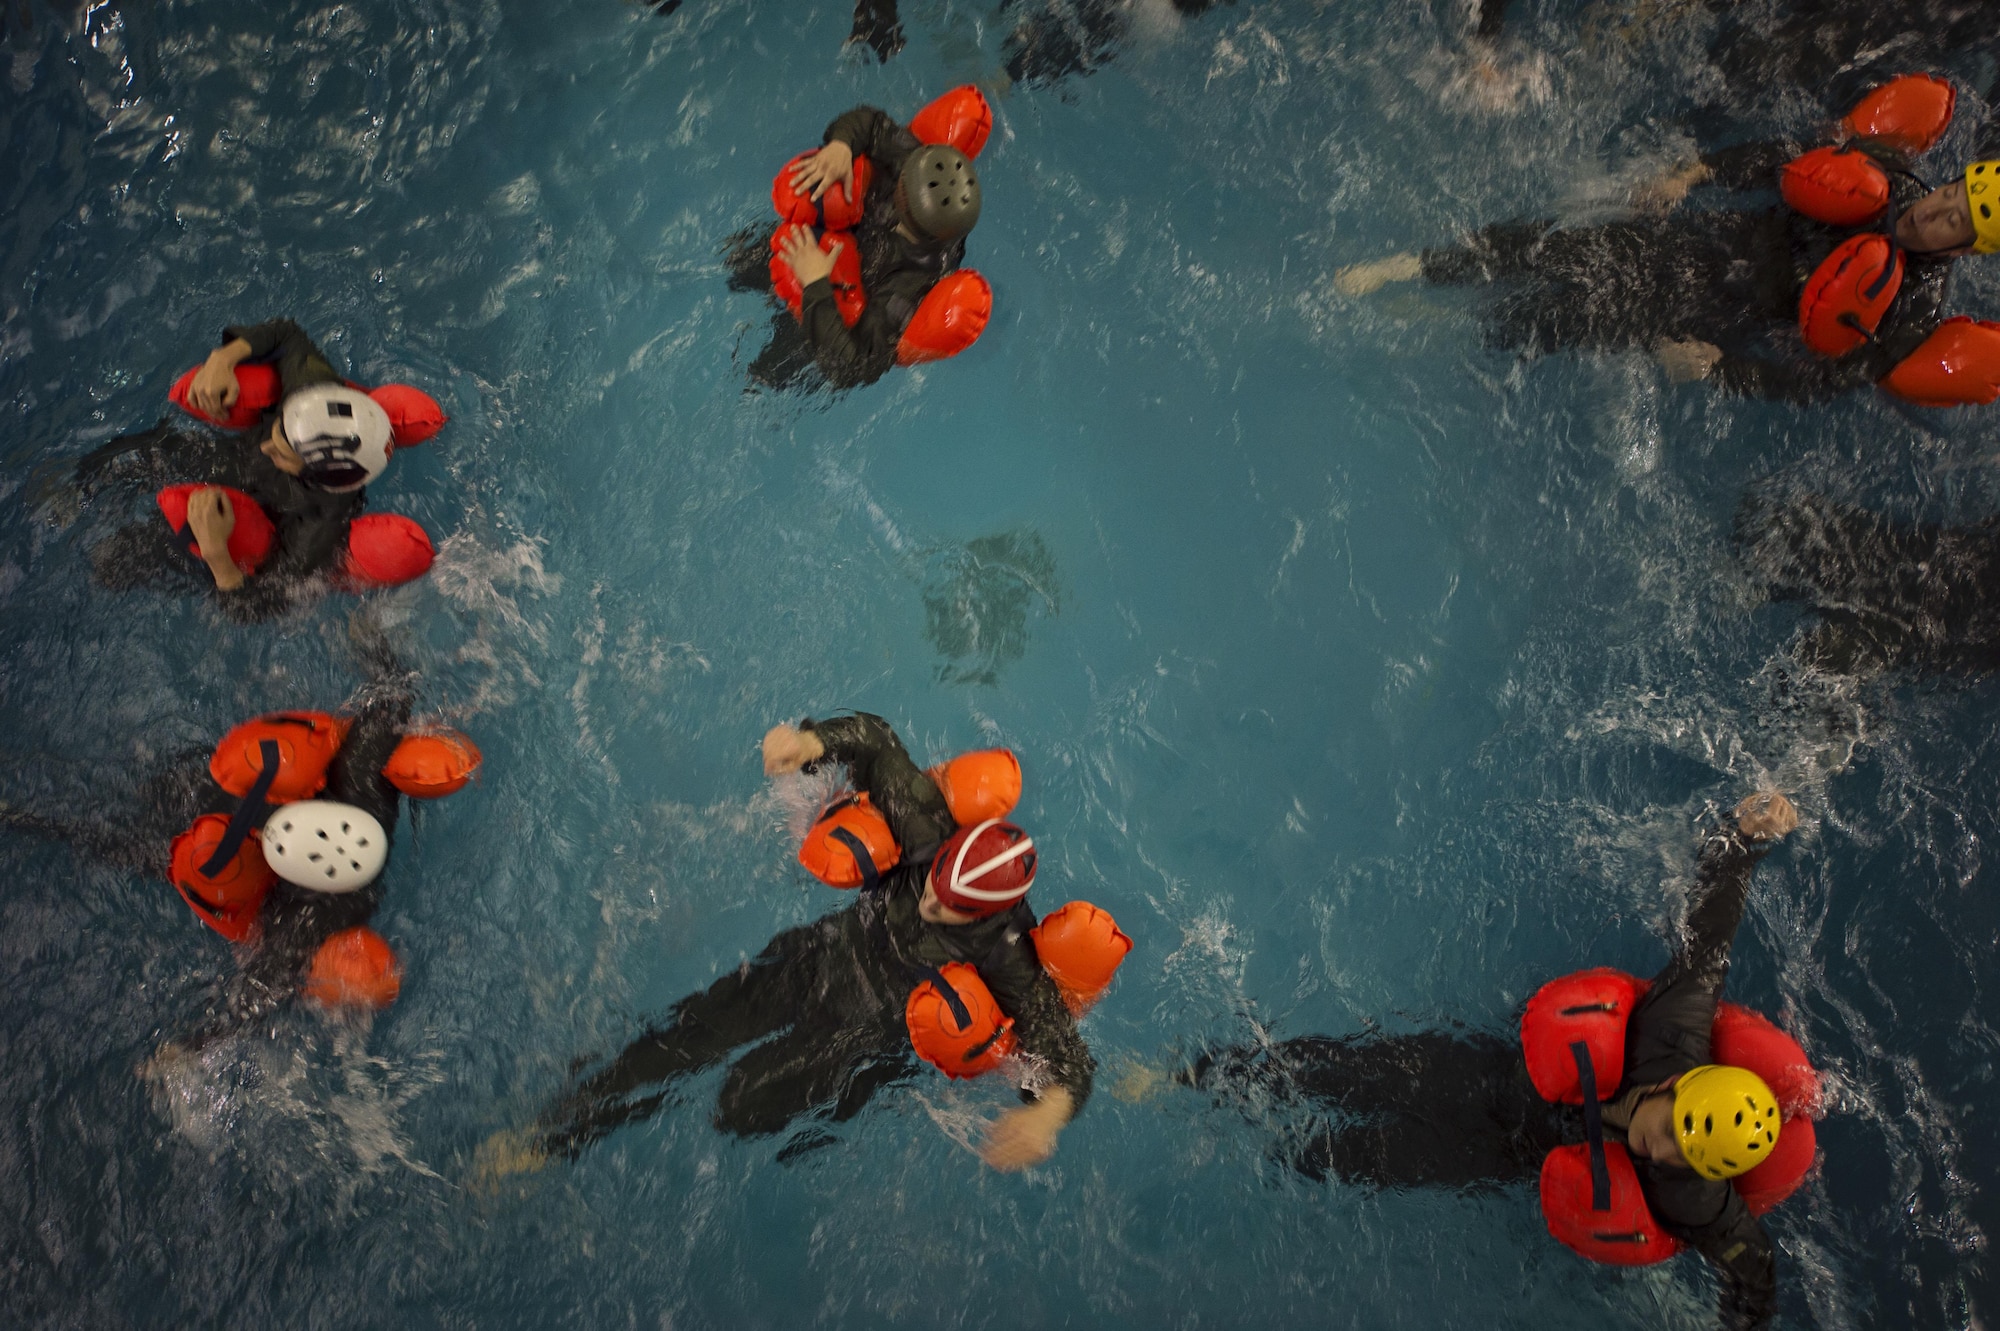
[928,819,1036,917]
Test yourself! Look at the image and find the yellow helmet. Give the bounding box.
[1674,1064,1782,1181]
[1965,161,2000,254]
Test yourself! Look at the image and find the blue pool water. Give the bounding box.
[4,0,2000,1326]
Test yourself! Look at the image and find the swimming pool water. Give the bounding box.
[3,0,1999,1326]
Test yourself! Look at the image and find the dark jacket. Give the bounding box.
[798,108,967,387]
[802,712,1094,1108]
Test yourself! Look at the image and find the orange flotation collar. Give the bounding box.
[382,729,482,798]
[304,927,403,1008]
[1782,146,1892,229]
[1799,233,1904,359]
[1842,73,1957,157]
[1881,316,2000,406]
[168,811,278,943]
[210,712,349,802]
[927,748,1022,826]
[799,793,901,888]
[1522,968,1820,1266]
[906,960,1018,1078]
[1030,901,1132,1015]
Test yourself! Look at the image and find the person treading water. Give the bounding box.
[1185,792,1805,1330]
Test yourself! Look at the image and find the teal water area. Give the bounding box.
[2,0,1998,1326]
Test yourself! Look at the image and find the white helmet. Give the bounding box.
[281,385,393,493]
[261,801,388,892]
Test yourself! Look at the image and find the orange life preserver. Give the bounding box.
[1522,968,1821,1266]
[1029,901,1131,1015]
[209,711,349,802]
[798,793,901,888]
[927,748,1022,826]
[906,960,1017,1077]
[156,484,278,575]
[1798,233,1903,358]
[770,225,867,328]
[1842,73,1957,157]
[895,271,992,365]
[168,812,278,943]
[1880,316,2000,406]
[771,148,876,233]
[1781,146,1891,228]
[337,512,436,589]
[909,85,993,160]
[169,361,445,447]
[303,927,403,1009]
[382,729,481,798]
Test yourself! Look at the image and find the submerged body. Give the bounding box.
[1190,818,1784,1328]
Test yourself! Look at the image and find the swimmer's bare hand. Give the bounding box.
[1333,253,1422,299]
[188,358,242,420]
[1734,792,1798,842]
[980,1089,1072,1172]
[776,225,840,289]
[1657,338,1722,383]
[186,487,245,591]
[762,724,825,777]
[790,140,856,205]
[1631,161,1711,214]
[470,1128,549,1191]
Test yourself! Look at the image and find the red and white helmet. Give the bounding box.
[928,819,1036,917]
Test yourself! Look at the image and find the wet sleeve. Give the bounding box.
[185,880,385,1050]
[1698,141,1800,193]
[801,712,957,853]
[799,270,928,387]
[1475,0,1509,41]
[1709,344,1895,405]
[1625,832,1768,1083]
[980,931,1095,1110]
[822,105,903,160]
[1653,1176,1778,1329]
[220,318,341,396]
[323,686,414,835]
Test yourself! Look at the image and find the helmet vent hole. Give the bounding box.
[1703,1115,1713,1134]
[317,830,329,840]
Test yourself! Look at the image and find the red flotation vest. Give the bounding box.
[909,85,994,159]
[1523,968,1820,1266]
[768,225,867,327]
[168,812,279,943]
[1841,73,1956,156]
[1781,146,1891,229]
[772,149,876,233]
[304,927,403,1009]
[907,961,1020,1078]
[1798,233,1904,358]
[211,711,349,801]
[168,362,447,445]
[1030,901,1132,1016]
[1881,317,2000,406]
[926,748,1022,827]
[896,271,994,365]
[381,729,483,798]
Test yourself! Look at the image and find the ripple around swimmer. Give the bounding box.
[2,0,2000,1326]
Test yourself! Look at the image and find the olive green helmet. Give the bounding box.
[900,144,981,242]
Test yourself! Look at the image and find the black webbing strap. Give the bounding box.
[829,827,881,892]
[1571,1039,1612,1213]
[915,963,974,1030]
[198,739,282,877]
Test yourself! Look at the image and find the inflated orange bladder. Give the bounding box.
[1842,73,1956,157]
[168,814,278,943]
[771,149,876,232]
[156,484,279,575]
[303,927,404,1009]
[1798,233,1903,358]
[906,961,1017,1077]
[1029,901,1132,1015]
[1881,317,2000,407]
[895,270,992,365]
[209,712,350,802]
[338,513,437,590]
[169,361,282,431]
[769,224,867,327]
[383,729,482,798]
[798,794,901,888]
[927,749,1022,825]
[909,85,993,159]
[1781,146,1891,228]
